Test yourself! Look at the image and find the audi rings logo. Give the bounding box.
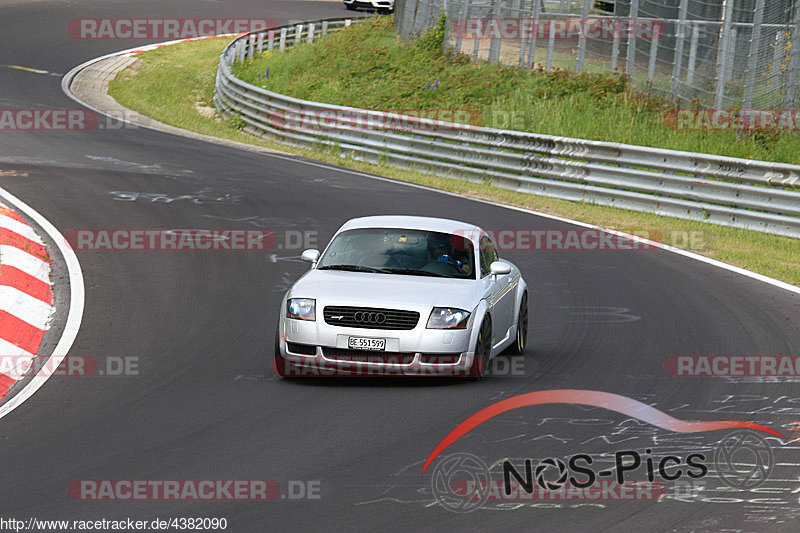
[353,311,386,325]
[714,430,774,489]
[430,453,491,513]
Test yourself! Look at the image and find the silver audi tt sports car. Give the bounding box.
[273,215,528,378]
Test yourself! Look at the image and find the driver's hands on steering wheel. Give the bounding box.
[437,254,470,274]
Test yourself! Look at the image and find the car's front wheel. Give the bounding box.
[469,317,492,379]
[506,291,528,355]
[344,2,357,10]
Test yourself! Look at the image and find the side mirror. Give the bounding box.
[489,260,512,279]
[301,249,320,265]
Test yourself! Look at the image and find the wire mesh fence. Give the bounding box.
[395,0,800,110]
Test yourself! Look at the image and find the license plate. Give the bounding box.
[348,337,386,351]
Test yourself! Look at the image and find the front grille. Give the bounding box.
[322,347,415,364]
[286,342,316,356]
[323,306,420,330]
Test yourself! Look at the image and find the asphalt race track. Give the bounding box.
[0,0,799,530]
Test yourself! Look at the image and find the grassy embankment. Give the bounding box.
[109,16,800,285]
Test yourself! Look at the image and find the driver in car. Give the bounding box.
[428,234,471,275]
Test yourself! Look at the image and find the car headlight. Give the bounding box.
[427,307,471,329]
[287,298,316,321]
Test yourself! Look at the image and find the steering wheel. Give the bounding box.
[436,255,463,270]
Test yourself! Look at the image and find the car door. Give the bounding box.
[479,234,515,347]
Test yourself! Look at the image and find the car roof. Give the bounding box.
[338,215,483,236]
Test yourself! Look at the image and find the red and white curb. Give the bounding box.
[0,188,83,418]
[0,201,54,399]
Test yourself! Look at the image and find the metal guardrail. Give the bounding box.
[213,18,800,239]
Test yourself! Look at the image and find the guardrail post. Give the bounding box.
[546,19,555,71]
[295,24,303,45]
[576,0,590,73]
[308,23,316,44]
[345,19,352,27]
[257,33,264,54]
[237,40,245,63]
[785,3,800,107]
[322,21,329,36]
[626,0,639,78]
[248,34,255,60]
[671,0,689,96]
[715,0,735,110]
[279,27,287,51]
[687,22,699,85]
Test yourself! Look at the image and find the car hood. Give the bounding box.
[289,269,481,311]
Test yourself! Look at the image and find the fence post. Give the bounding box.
[279,27,287,51]
[526,0,542,67]
[611,17,621,72]
[743,0,765,108]
[687,22,699,84]
[576,0,590,73]
[647,30,659,82]
[546,19,555,71]
[715,0,735,110]
[786,3,800,107]
[472,1,481,59]
[626,0,639,78]
[671,0,689,96]
[308,23,316,44]
[455,0,468,54]
[488,0,501,63]
[771,32,784,90]
[257,33,264,54]
[248,34,255,60]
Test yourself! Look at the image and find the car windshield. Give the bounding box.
[317,228,476,279]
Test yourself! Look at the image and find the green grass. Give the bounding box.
[232,15,800,164]
[108,30,800,287]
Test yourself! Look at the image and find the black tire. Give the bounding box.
[468,317,492,379]
[272,325,287,378]
[344,3,357,10]
[506,291,528,355]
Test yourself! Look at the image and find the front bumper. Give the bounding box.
[279,315,475,376]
